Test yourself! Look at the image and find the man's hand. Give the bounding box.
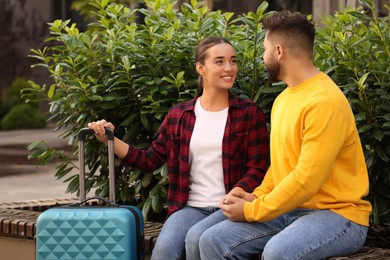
[220,195,246,221]
[219,187,257,222]
[226,187,257,202]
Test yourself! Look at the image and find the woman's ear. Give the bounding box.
[196,62,204,76]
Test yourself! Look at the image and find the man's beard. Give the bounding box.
[265,59,281,83]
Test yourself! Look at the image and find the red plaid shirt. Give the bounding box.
[122,91,269,217]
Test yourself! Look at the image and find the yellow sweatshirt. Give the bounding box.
[244,72,371,226]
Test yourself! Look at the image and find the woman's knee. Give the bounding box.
[152,239,184,260]
[151,220,186,260]
[185,224,203,245]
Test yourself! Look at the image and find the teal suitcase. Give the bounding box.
[36,128,144,260]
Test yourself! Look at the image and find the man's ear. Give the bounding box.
[276,45,283,60]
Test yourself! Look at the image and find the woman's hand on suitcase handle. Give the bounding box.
[88,119,115,144]
[87,119,129,159]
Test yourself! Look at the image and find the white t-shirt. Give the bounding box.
[187,99,229,207]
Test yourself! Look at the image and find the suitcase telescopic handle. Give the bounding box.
[78,127,116,204]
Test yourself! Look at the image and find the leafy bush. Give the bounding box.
[0,77,44,130]
[25,0,389,224]
[314,0,390,225]
[7,77,38,107]
[0,77,37,125]
[0,104,47,130]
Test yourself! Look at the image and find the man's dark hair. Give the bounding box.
[262,11,315,53]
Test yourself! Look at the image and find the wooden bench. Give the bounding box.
[1,198,389,260]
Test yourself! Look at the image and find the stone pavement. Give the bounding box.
[0,125,82,203]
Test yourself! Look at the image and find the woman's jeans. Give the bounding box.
[151,206,226,260]
[199,209,368,260]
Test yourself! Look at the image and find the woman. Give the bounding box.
[88,36,269,259]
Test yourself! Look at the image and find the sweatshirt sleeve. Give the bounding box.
[252,167,274,198]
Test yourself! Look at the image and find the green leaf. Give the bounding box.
[383,113,390,121]
[88,95,104,101]
[122,55,131,71]
[358,124,373,133]
[47,84,56,99]
[100,0,109,9]
[141,173,153,187]
[348,11,371,21]
[162,76,175,84]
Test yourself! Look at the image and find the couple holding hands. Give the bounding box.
[88,11,371,260]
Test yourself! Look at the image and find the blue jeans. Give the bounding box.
[199,209,368,259]
[151,206,226,260]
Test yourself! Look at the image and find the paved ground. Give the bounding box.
[0,164,77,203]
[0,125,86,203]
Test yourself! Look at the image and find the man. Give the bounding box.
[198,11,372,259]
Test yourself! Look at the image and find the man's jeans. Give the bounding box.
[199,209,368,260]
[151,206,226,260]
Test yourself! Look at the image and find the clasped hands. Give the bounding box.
[220,187,257,222]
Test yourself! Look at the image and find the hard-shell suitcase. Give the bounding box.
[36,128,144,260]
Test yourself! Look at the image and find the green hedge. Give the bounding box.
[25,0,389,224]
[0,104,47,130]
[0,77,44,130]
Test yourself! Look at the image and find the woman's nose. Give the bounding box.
[224,63,233,71]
